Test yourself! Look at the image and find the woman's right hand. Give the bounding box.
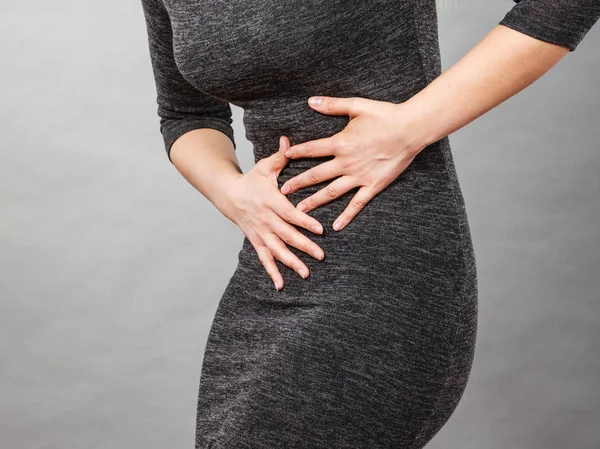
[221,136,325,291]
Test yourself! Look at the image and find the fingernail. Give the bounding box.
[274,280,281,290]
[297,203,307,212]
[309,96,322,106]
[300,268,309,278]
[311,224,323,234]
[333,220,343,230]
[312,249,323,260]
[281,184,290,194]
[285,150,292,157]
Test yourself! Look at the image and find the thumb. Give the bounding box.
[267,135,292,174]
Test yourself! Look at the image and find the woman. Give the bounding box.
[140,0,599,447]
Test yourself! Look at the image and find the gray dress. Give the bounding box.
[140,1,599,448]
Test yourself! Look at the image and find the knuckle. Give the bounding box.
[284,254,299,270]
[325,185,338,199]
[340,156,356,169]
[301,240,313,253]
[257,210,270,225]
[304,143,314,158]
[304,197,316,209]
[269,242,284,259]
[294,259,307,271]
[281,210,293,222]
[372,180,385,191]
[279,208,293,222]
[333,136,350,154]
[279,231,292,244]
[308,170,320,183]
[352,198,366,209]
[255,195,268,208]
[250,241,263,254]
[328,138,340,154]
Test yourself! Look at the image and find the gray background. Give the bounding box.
[1,1,598,448]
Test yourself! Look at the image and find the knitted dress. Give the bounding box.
[141,1,599,447]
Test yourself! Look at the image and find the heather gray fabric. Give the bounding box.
[504,0,600,51]
[140,1,599,448]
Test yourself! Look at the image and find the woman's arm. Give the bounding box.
[275,1,599,229]
[141,0,325,288]
[405,0,600,149]
[141,0,241,215]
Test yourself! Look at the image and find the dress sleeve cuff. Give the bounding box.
[499,0,600,52]
[160,117,237,164]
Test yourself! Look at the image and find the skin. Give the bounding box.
[170,24,570,290]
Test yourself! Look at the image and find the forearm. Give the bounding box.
[404,24,570,150]
[170,128,243,218]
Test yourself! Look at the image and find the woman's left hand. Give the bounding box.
[279,95,429,231]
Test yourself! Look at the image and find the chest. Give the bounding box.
[163,0,419,101]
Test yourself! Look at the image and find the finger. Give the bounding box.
[295,175,360,214]
[284,135,336,160]
[280,158,342,194]
[263,232,311,279]
[269,214,325,261]
[271,196,324,235]
[254,243,284,290]
[332,186,377,231]
[269,135,294,184]
[278,134,292,160]
[308,96,364,118]
[263,135,291,174]
[278,135,294,158]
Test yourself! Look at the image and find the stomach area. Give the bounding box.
[232,139,471,310]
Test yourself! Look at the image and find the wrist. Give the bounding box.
[210,172,244,222]
[393,100,436,156]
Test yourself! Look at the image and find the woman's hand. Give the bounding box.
[279,96,429,231]
[222,136,325,291]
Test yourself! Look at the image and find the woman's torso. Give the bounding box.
[162,0,474,301]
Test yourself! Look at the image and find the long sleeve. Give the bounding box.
[499,0,600,52]
[140,0,236,163]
